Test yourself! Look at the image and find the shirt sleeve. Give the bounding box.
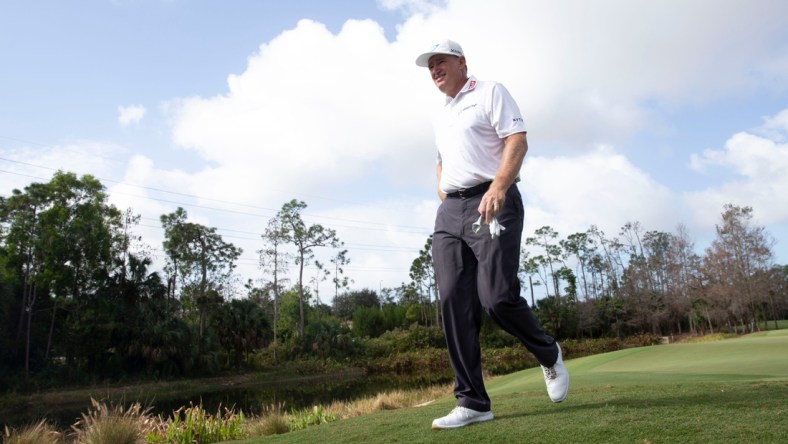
[489,83,526,138]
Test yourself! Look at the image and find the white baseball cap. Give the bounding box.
[415,39,464,67]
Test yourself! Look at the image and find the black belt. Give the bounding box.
[445,181,492,199]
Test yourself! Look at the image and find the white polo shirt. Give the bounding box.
[435,75,527,194]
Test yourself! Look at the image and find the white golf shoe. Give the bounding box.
[542,343,569,402]
[431,406,494,429]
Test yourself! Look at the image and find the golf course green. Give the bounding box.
[237,330,788,443]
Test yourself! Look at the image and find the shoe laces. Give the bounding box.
[542,365,557,380]
[451,407,469,417]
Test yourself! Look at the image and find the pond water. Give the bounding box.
[2,371,451,430]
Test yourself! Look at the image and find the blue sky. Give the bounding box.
[2,0,788,301]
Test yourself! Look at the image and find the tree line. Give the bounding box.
[1,171,786,388]
[518,207,786,339]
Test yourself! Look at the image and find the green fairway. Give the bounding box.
[234,331,788,443]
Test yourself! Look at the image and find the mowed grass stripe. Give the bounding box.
[493,329,788,395]
[237,331,788,443]
[580,330,788,377]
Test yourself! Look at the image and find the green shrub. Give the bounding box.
[288,405,337,432]
[405,324,447,349]
[480,327,519,349]
[363,325,446,359]
[362,332,665,377]
[482,345,539,375]
[148,403,246,444]
[622,333,664,347]
[364,347,450,376]
[482,334,666,376]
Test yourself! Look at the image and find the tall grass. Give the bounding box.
[147,403,247,443]
[247,403,289,437]
[3,420,62,444]
[242,384,452,438]
[287,405,336,432]
[1,384,452,443]
[69,398,156,444]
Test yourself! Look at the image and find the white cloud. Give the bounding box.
[759,108,788,142]
[159,0,788,209]
[108,0,788,287]
[393,0,788,149]
[520,145,675,239]
[164,18,437,208]
[685,110,788,229]
[377,0,444,16]
[118,105,146,126]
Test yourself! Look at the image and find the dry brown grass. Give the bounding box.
[674,333,738,343]
[240,383,450,439]
[3,420,63,444]
[323,383,451,420]
[245,402,290,437]
[69,398,159,444]
[251,413,290,436]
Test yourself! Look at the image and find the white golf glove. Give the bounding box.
[472,216,505,239]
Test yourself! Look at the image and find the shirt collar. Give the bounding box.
[445,75,478,104]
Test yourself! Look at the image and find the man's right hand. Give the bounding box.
[436,164,446,201]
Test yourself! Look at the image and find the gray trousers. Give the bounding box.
[432,184,558,412]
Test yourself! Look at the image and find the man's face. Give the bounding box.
[428,54,466,97]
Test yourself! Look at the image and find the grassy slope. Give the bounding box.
[236,330,788,444]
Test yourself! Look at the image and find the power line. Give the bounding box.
[0,157,431,234]
[0,144,430,283]
[136,222,420,254]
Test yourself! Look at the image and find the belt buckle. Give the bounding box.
[457,188,469,199]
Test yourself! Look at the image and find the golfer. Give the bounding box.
[416,39,569,429]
